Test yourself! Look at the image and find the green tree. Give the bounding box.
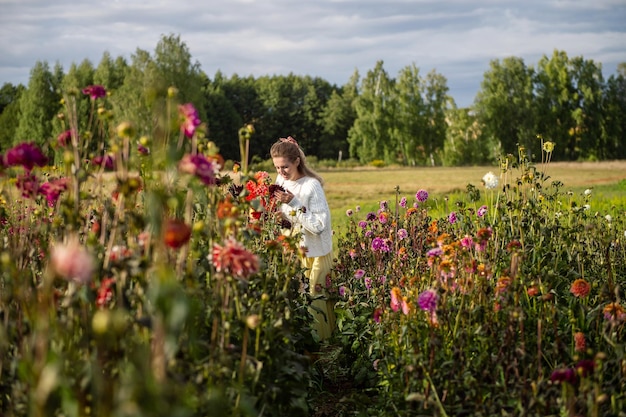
[319,70,359,162]
[568,56,606,160]
[203,71,244,162]
[474,56,536,158]
[534,50,579,160]
[422,70,450,165]
[59,59,95,122]
[94,52,128,91]
[603,63,626,159]
[0,83,25,151]
[113,48,157,139]
[442,107,493,166]
[153,33,206,113]
[348,61,394,164]
[297,76,334,159]
[393,64,427,165]
[14,61,61,152]
[112,34,207,150]
[252,74,331,161]
[211,73,262,165]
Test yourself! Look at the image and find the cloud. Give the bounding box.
[1,0,624,107]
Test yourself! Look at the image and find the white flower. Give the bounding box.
[555,211,562,218]
[482,172,499,189]
[605,214,612,222]
[584,189,592,196]
[583,204,590,211]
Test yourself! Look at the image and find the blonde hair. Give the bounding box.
[270,137,324,185]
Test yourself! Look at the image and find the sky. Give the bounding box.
[0,0,625,108]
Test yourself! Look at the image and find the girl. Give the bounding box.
[271,136,335,340]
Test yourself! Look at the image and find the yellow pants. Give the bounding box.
[302,252,336,341]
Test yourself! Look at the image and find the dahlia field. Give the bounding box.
[0,86,624,417]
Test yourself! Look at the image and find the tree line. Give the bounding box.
[1,34,624,167]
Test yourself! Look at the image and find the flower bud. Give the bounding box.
[246,314,261,329]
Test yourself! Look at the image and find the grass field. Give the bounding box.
[319,160,626,236]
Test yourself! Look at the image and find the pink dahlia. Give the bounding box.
[50,237,94,284]
[179,103,201,138]
[211,237,260,279]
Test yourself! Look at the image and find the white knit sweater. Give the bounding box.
[275,175,332,257]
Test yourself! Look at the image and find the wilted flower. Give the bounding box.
[163,219,192,249]
[50,236,95,284]
[211,237,260,279]
[570,279,591,298]
[418,289,438,313]
[4,142,48,171]
[179,103,201,138]
[415,189,429,202]
[482,172,499,189]
[82,85,107,100]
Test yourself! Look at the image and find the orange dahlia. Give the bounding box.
[570,279,591,298]
[163,219,191,249]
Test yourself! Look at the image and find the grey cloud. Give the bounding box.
[0,0,624,107]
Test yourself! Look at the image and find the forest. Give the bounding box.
[0,34,625,168]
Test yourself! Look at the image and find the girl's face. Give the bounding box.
[272,156,301,181]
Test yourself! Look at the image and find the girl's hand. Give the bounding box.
[275,189,294,204]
